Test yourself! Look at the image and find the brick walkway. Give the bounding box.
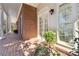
[0,33,24,56]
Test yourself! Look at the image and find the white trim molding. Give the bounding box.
[57,3,78,48]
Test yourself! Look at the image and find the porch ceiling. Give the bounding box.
[1,3,21,23]
[1,3,56,23]
[1,3,40,23]
[26,3,40,7]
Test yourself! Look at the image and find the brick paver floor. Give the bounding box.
[0,33,24,56]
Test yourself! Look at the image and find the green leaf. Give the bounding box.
[43,31,56,44]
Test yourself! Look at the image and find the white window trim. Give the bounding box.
[57,3,77,49]
[37,7,49,39]
[37,3,79,49]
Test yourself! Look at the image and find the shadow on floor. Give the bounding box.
[0,33,24,56]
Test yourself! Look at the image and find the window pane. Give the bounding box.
[59,36,65,42]
[65,35,73,43]
[39,17,43,36]
[39,15,48,37]
[77,21,79,31]
[76,3,79,19]
[59,4,73,43]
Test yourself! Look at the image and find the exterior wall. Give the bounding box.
[18,4,37,40]
[37,3,58,38]
[37,3,57,32]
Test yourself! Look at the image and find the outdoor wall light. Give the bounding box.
[49,9,54,15]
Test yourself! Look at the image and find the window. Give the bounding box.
[39,17,43,36]
[58,4,74,45]
[76,3,79,19]
[39,14,48,37]
[75,4,79,37]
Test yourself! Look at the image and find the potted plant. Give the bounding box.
[43,31,60,56]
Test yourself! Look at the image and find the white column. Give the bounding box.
[8,16,12,33]
[0,7,3,39]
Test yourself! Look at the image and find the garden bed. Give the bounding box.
[20,38,42,56]
[20,38,60,56]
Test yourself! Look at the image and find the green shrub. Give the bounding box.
[34,31,60,56]
[43,31,60,56]
[34,44,60,56]
[13,29,18,33]
[43,31,56,44]
[34,45,50,56]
